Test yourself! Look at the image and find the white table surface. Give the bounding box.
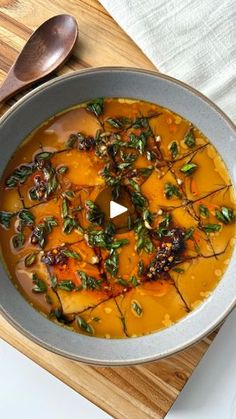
[1,310,235,419]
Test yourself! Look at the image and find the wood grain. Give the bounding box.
[0,1,217,417]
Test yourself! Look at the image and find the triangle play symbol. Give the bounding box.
[110,201,127,218]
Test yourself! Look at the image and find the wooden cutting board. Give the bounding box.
[0,1,218,417]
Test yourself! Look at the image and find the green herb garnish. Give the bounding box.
[58,280,75,291]
[32,273,47,293]
[105,249,119,276]
[131,301,142,316]
[61,249,82,260]
[180,162,197,176]
[77,316,93,334]
[202,224,221,233]
[215,207,235,225]
[170,141,178,159]
[85,200,104,226]
[184,227,195,240]
[86,98,104,117]
[57,165,68,174]
[184,127,196,148]
[12,232,25,249]
[164,183,182,199]
[25,252,37,267]
[78,271,102,290]
[0,211,14,229]
[199,204,210,218]
[5,164,34,188]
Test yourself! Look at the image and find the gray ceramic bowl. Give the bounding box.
[0,68,236,365]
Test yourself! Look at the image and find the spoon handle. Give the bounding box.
[0,70,25,104]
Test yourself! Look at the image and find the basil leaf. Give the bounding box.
[50,275,58,289]
[5,164,34,188]
[172,267,185,273]
[131,191,148,212]
[117,278,129,287]
[130,275,139,287]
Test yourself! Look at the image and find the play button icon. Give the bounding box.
[110,201,128,219]
[95,186,135,231]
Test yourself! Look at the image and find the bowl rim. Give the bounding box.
[0,66,235,366]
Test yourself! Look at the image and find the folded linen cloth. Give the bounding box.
[99,0,236,122]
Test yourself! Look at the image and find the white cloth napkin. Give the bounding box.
[99,0,236,122]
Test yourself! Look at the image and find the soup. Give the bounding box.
[0,98,235,338]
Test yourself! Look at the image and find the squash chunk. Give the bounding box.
[76,297,126,338]
[116,280,187,337]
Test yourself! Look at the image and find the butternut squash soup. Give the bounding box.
[0,98,235,338]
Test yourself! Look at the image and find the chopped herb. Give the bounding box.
[170,141,178,159]
[164,183,182,200]
[156,212,172,238]
[12,232,25,249]
[77,316,93,334]
[92,316,101,322]
[180,162,197,176]
[138,260,145,276]
[5,164,34,188]
[184,227,195,240]
[32,273,47,293]
[46,173,58,196]
[143,209,153,229]
[50,275,58,289]
[172,267,185,273]
[132,116,149,129]
[117,278,129,287]
[67,133,79,148]
[18,209,35,226]
[57,165,68,174]
[202,223,221,233]
[101,165,121,200]
[61,249,81,260]
[78,271,101,290]
[63,216,79,235]
[34,152,52,162]
[61,198,69,218]
[128,179,140,192]
[146,150,157,161]
[130,275,138,287]
[62,190,75,200]
[106,117,129,129]
[105,249,118,276]
[215,207,235,224]
[131,191,148,212]
[131,301,142,316]
[85,200,104,226]
[111,239,129,249]
[127,132,147,154]
[24,252,37,267]
[86,98,104,117]
[199,204,210,218]
[184,127,196,148]
[127,215,132,230]
[0,211,14,229]
[134,219,154,254]
[58,280,75,291]
[31,217,58,248]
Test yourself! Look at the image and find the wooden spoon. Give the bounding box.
[0,14,78,104]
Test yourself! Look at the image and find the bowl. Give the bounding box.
[0,67,236,365]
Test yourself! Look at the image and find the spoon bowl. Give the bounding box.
[0,14,78,102]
